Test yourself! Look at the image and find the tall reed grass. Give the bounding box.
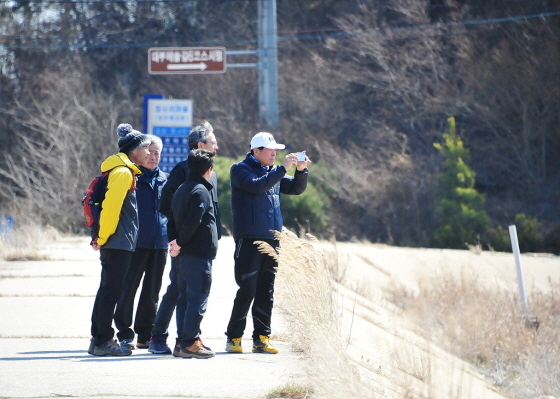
[257,230,373,398]
[261,230,559,399]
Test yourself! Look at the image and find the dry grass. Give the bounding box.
[267,383,313,398]
[0,223,59,261]
[263,230,559,399]
[256,230,374,398]
[391,269,560,399]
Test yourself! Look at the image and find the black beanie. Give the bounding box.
[117,123,150,154]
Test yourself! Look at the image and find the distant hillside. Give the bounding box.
[0,1,558,246]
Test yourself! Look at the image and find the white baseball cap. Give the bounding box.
[250,132,285,150]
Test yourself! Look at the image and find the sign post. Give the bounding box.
[145,98,193,173]
[148,47,226,75]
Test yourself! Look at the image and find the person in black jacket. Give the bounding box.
[225,132,310,354]
[149,121,220,355]
[114,135,168,350]
[167,149,218,359]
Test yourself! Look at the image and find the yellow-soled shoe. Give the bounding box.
[252,335,278,354]
[226,337,243,353]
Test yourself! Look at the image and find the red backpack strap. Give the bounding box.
[128,168,137,192]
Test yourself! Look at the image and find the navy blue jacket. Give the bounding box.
[135,166,168,249]
[230,153,308,240]
[168,173,218,259]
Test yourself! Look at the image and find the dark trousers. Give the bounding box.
[176,255,212,348]
[91,248,132,346]
[226,238,278,340]
[114,248,167,343]
[151,256,179,342]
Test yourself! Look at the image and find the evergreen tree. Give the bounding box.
[433,117,490,248]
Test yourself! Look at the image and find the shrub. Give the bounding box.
[482,225,511,252]
[513,213,544,253]
[280,182,330,236]
[545,223,560,255]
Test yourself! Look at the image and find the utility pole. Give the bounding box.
[227,0,278,131]
[257,0,279,131]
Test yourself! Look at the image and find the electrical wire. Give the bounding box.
[0,6,558,50]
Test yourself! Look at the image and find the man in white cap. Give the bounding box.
[225,132,310,354]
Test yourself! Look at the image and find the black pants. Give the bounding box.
[176,255,212,348]
[91,248,132,346]
[151,255,179,342]
[114,248,167,342]
[226,238,278,340]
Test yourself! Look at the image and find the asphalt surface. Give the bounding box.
[0,235,306,399]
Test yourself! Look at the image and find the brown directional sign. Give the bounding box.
[148,47,226,75]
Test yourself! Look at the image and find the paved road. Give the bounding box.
[0,236,306,399]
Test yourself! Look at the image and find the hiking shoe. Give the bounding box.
[252,335,278,354]
[172,342,181,357]
[148,340,171,354]
[225,337,243,353]
[120,339,135,350]
[94,339,132,356]
[88,337,95,355]
[178,339,215,359]
[136,341,149,349]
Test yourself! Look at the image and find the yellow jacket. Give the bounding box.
[97,153,142,247]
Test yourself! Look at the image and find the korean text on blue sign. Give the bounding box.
[146,99,193,173]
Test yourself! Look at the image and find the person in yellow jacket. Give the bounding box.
[89,123,151,356]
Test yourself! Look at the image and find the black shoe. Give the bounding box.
[136,341,150,349]
[94,339,132,356]
[172,342,181,357]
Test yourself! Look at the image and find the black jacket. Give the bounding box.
[159,160,221,239]
[168,173,218,259]
[230,153,308,240]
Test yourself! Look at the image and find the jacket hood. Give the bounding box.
[100,152,142,175]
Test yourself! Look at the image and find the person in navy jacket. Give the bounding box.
[114,135,168,350]
[225,132,310,354]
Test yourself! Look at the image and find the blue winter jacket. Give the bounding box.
[230,153,308,240]
[135,166,168,249]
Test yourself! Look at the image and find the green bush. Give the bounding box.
[279,182,330,235]
[513,213,544,253]
[545,223,560,255]
[212,155,329,237]
[482,225,511,252]
[482,215,549,253]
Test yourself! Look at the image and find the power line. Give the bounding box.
[1,8,558,50]
[4,0,253,3]
[280,10,560,42]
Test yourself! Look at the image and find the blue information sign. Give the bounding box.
[145,97,193,173]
